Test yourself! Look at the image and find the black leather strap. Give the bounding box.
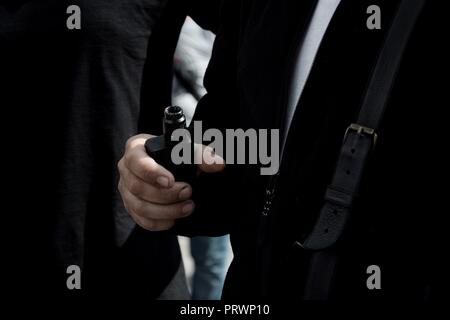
[300,0,426,251]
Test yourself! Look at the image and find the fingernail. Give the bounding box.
[182,201,195,215]
[156,176,170,188]
[178,187,192,201]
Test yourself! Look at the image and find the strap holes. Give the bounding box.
[324,228,329,234]
[346,170,351,175]
[351,148,356,154]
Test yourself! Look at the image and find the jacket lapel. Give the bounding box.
[281,0,400,173]
[277,0,401,235]
[237,0,318,130]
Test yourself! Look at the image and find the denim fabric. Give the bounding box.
[191,236,231,300]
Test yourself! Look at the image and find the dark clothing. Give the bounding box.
[0,0,187,297]
[179,0,448,300]
[139,0,220,134]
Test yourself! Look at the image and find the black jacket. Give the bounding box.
[178,0,448,300]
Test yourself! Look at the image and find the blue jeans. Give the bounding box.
[190,235,231,300]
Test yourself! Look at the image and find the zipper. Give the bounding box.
[257,171,281,296]
[261,172,280,217]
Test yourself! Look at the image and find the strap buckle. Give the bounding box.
[344,123,378,146]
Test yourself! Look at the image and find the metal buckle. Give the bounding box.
[344,123,378,146]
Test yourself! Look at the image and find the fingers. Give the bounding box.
[118,134,196,232]
[133,215,176,233]
[118,134,224,233]
[122,134,175,188]
[119,178,195,221]
[120,166,192,204]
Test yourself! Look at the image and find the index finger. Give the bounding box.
[123,135,175,188]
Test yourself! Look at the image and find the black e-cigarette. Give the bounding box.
[145,106,196,184]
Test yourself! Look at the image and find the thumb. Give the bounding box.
[194,144,226,173]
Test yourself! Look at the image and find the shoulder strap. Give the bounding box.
[300,0,426,251]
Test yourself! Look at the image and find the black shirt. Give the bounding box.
[0,0,182,295]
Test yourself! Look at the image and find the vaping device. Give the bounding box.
[145,106,196,184]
